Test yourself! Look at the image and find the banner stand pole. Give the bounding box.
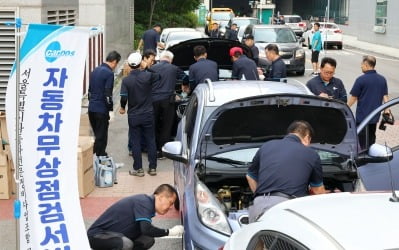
[14,17,22,250]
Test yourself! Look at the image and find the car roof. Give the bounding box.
[259,192,399,249]
[249,24,291,29]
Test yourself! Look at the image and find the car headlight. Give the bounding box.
[195,180,232,235]
[295,48,305,58]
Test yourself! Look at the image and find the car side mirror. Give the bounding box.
[162,141,188,164]
[357,143,393,164]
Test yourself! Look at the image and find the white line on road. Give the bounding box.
[344,48,399,62]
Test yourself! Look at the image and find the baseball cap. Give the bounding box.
[127,52,142,67]
[244,34,254,40]
[229,47,243,57]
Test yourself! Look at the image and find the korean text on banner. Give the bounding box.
[5,24,91,249]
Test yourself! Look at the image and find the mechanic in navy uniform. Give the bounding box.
[87,184,184,250]
[306,57,347,102]
[244,35,259,66]
[151,50,188,159]
[88,50,121,157]
[264,43,286,81]
[225,23,239,41]
[230,46,259,80]
[137,24,165,54]
[247,120,326,223]
[120,52,160,177]
[188,45,218,92]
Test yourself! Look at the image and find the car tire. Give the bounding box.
[296,70,305,76]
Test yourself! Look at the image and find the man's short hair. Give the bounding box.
[193,45,207,58]
[153,23,162,28]
[314,22,320,28]
[265,43,279,55]
[320,57,337,68]
[287,120,314,139]
[106,50,121,63]
[143,49,156,59]
[244,34,254,40]
[154,184,179,210]
[362,55,376,68]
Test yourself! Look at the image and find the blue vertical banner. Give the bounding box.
[6,24,91,249]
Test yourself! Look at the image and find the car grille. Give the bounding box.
[279,50,293,59]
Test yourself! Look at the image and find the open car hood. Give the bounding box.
[198,94,358,158]
[168,38,253,70]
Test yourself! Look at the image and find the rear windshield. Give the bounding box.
[285,16,302,23]
[254,28,297,43]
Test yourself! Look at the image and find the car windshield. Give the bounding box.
[234,18,259,27]
[212,12,233,20]
[254,28,297,43]
[167,32,201,41]
[285,16,301,23]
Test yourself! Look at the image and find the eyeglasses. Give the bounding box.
[320,70,335,75]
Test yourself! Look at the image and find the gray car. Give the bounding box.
[242,24,305,76]
[162,75,394,249]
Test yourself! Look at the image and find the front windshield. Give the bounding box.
[212,12,233,20]
[254,28,297,43]
[167,32,201,41]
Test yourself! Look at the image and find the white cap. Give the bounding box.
[127,52,142,67]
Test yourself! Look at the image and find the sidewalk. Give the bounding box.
[343,34,399,59]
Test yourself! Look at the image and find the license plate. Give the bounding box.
[284,60,290,65]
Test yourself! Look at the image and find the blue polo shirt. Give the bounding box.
[188,58,218,91]
[267,57,287,80]
[232,55,259,80]
[88,63,114,114]
[306,75,347,102]
[142,28,160,52]
[350,70,388,124]
[87,194,156,240]
[120,69,160,116]
[247,134,323,197]
[151,60,188,102]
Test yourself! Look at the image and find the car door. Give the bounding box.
[357,98,399,190]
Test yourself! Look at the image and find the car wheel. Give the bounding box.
[307,38,312,49]
[296,70,305,76]
[337,44,343,50]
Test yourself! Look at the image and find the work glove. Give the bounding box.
[168,225,184,237]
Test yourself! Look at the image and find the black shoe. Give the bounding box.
[129,168,144,177]
[148,168,157,176]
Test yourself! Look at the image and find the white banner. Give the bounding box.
[6,24,91,249]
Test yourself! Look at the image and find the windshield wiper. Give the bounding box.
[204,156,249,167]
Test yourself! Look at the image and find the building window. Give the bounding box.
[374,0,387,33]
[47,9,76,26]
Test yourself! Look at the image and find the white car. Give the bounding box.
[224,192,399,250]
[159,27,196,43]
[163,30,205,50]
[303,22,343,49]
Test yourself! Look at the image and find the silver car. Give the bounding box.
[162,77,393,249]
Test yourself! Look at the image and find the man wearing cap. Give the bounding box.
[230,47,259,80]
[244,35,259,65]
[188,45,218,92]
[137,24,165,54]
[88,50,121,157]
[120,52,160,177]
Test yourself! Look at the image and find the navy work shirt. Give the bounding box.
[232,55,259,80]
[87,195,156,240]
[88,63,114,114]
[150,60,188,102]
[250,46,259,65]
[267,57,287,80]
[226,29,238,41]
[120,69,160,116]
[188,58,218,91]
[142,28,160,52]
[306,75,347,102]
[350,70,388,124]
[247,134,323,197]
